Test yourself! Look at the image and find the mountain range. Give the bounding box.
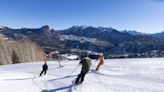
[0,25,164,58]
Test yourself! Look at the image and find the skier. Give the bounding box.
[75,56,92,85]
[57,54,63,67]
[40,61,48,76]
[96,53,104,71]
[52,54,63,67]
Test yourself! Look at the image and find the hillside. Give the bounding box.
[60,26,164,56]
[0,25,164,58]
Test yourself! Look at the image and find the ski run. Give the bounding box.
[0,58,164,92]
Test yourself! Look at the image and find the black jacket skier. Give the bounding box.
[40,61,48,76]
[75,57,92,85]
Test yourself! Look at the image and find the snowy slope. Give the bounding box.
[0,58,164,92]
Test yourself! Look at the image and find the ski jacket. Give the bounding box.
[97,56,104,65]
[43,64,48,70]
[79,57,91,73]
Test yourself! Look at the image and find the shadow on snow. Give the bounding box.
[41,84,73,92]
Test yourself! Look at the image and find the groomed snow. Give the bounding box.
[0,58,164,92]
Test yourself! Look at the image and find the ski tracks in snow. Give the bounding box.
[1,59,164,92]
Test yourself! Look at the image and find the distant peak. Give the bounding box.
[97,27,115,32]
[122,30,147,36]
[40,25,52,35]
[70,25,114,30]
[41,25,50,30]
[70,25,89,29]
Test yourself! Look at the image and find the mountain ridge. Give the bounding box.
[0,25,164,58]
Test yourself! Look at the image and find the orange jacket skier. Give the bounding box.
[96,53,104,71]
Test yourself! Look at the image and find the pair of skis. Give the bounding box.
[71,69,99,90]
[71,79,82,89]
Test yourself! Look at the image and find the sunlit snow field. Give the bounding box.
[0,58,164,92]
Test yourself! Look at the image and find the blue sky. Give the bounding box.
[0,0,164,33]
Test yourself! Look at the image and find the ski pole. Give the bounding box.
[69,64,79,76]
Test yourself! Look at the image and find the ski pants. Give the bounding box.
[75,71,88,84]
[40,70,47,76]
[96,63,103,71]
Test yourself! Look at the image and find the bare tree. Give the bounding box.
[11,50,19,63]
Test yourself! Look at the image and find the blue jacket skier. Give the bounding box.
[40,61,48,76]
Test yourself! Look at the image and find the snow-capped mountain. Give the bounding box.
[60,26,164,56]
[0,25,164,58]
